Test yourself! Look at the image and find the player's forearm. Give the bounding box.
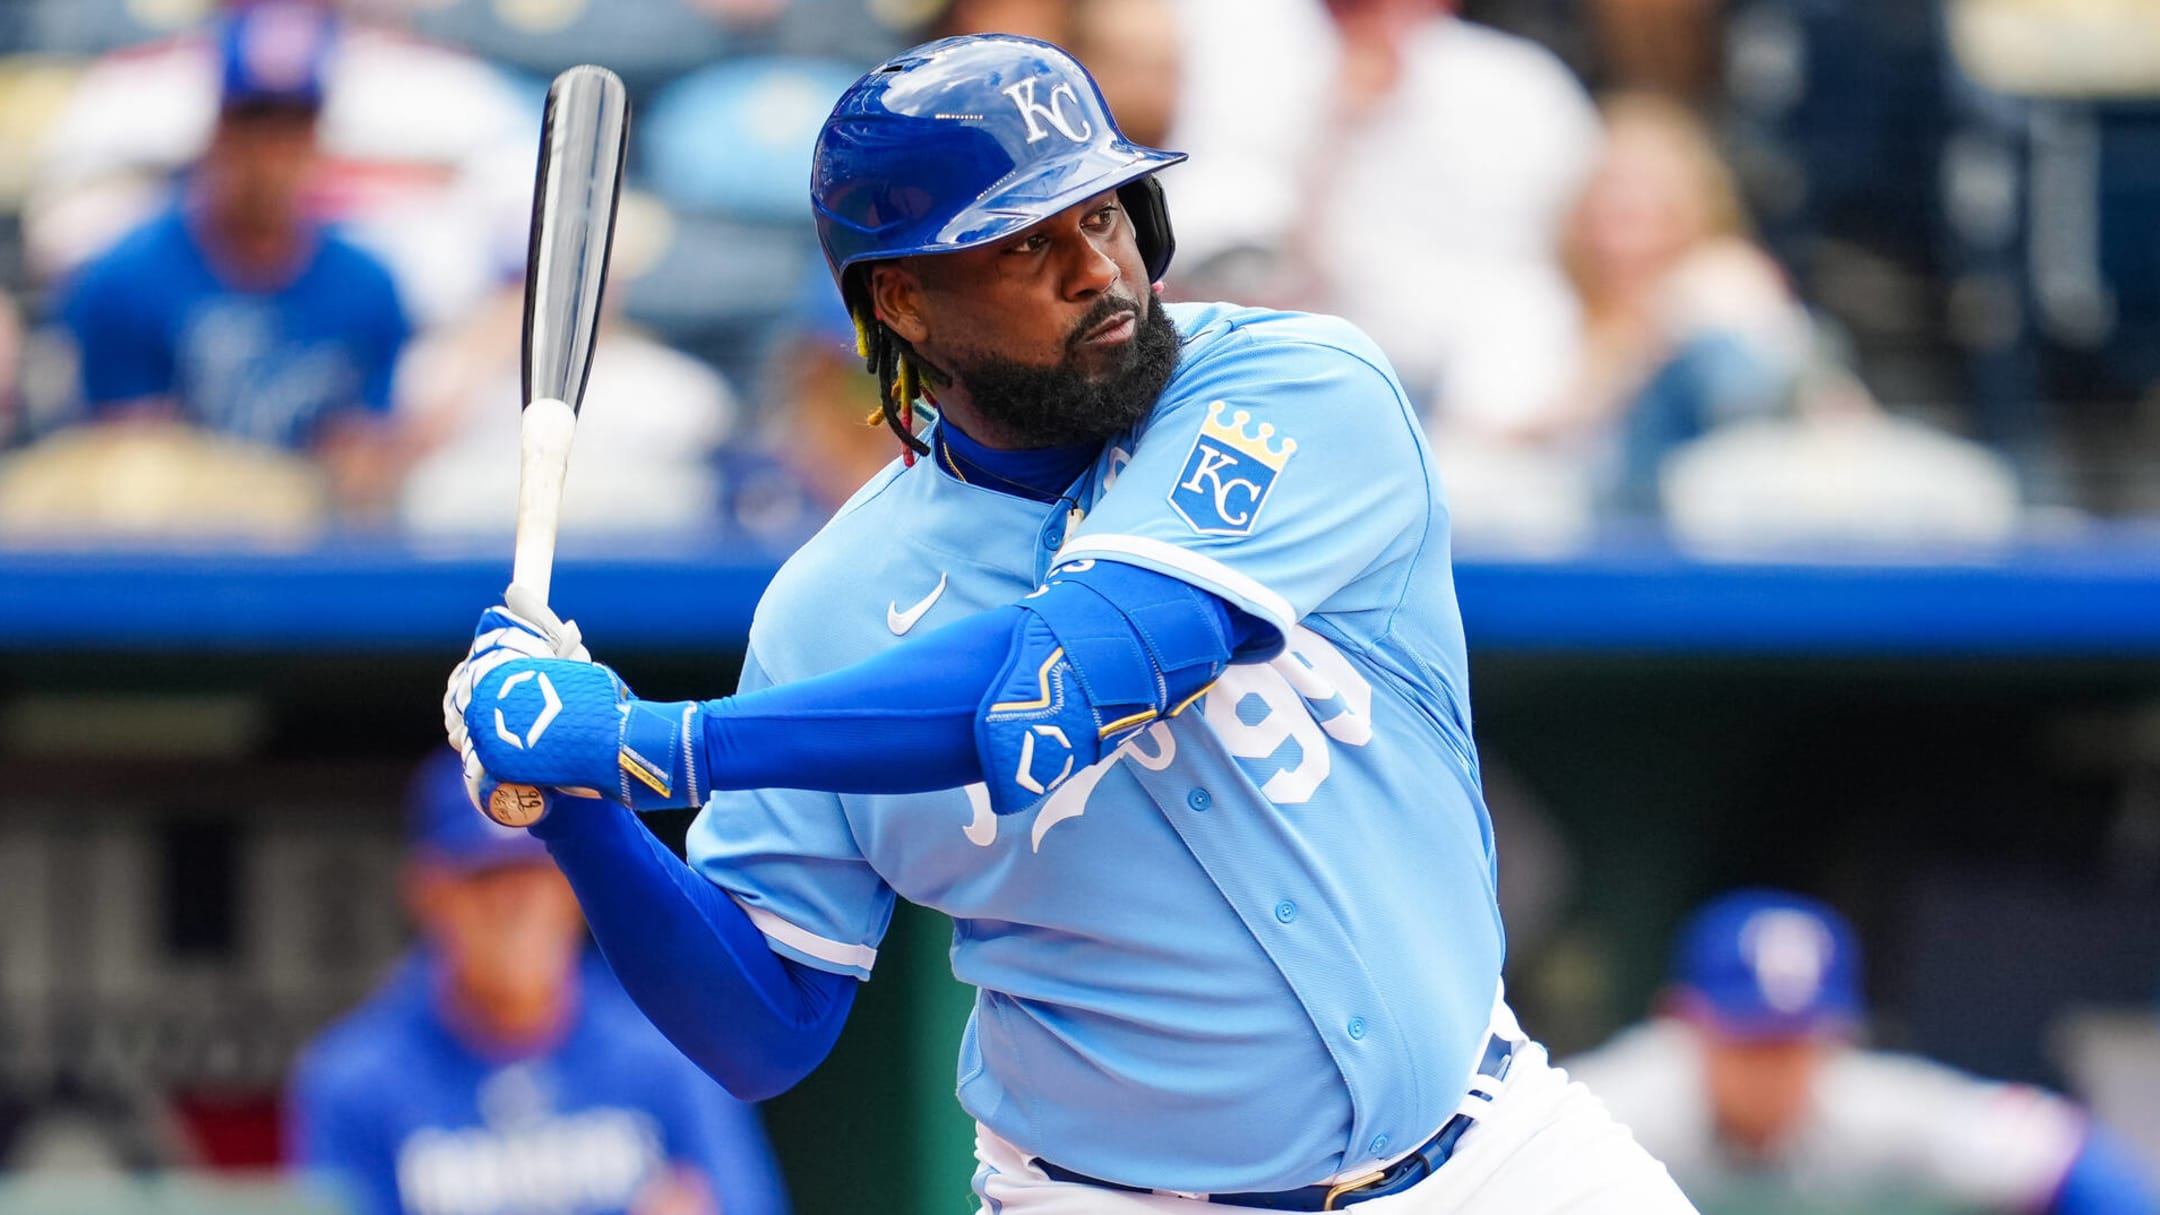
[700,605,1020,794]
[530,799,855,1102]
[470,563,1244,816]
[698,563,1246,815]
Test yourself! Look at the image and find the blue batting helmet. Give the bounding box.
[1672,889,1864,1039]
[810,34,1186,307]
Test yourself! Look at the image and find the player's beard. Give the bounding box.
[944,294,1180,449]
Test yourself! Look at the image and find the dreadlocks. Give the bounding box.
[851,299,932,465]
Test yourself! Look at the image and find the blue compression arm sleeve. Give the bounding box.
[528,801,855,1102]
[2051,1127,2160,1215]
[699,565,1264,796]
[704,605,1021,794]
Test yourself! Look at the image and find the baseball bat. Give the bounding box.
[488,64,629,829]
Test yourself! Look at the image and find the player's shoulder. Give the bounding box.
[754,459,909,604]
[290,956,437,1104]
[1162,301,1415,424]
[72,207,193,290]
[1169,301,1393,372]
[1565,1019,1702,1087]
[741,456,920,667]
[308,227,404,304]
[1825,1045,2043,1109]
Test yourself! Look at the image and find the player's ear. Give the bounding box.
[868,263,930,346]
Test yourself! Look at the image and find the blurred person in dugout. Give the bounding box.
[1430,94,2018,548]
[11,1,410,537]
[287,751,789,1215]
[1564,890,2158,1215]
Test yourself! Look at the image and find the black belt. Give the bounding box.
[1032,1033,1517,1211]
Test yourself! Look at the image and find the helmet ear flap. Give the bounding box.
[1119,176,1176,284]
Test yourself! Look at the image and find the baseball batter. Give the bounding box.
[444,34,1694,1213]
[1565,890,2156,1214]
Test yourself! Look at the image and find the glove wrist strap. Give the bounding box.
[617,699,709,812]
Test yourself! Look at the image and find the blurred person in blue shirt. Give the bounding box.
[56,1,411,518]
[286,752,789,1215]
[715,276,895,549]
[1566,890,2157,1215]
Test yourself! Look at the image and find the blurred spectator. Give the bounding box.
[27,0,532,329]
[0,288,21,445]
[46,1,411,523]
[395,209,738,540]
[1548,93,1805,510]
[286,752,790,1215]
[1167,0,1599,430]
[922,0,1072,42]
[0,424,332,543]
[1586,0,1723,104]
[1070,0,1180,149]
[1566,890,2159,1215]
[1429,93,1814,542]
[716,276,896,547]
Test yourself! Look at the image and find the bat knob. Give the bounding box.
[487,782,553,828]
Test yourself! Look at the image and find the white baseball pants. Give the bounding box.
[971,1011,1697,1214]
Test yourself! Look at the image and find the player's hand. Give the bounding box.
[443,586,592,753]
[462,655,712,814]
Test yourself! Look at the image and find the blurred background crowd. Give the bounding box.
[0,0,2155,549]
[0,0,2159,1213]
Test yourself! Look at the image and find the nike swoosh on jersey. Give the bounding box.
[887,573,949,635]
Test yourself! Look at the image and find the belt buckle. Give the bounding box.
[1320,1168,1388,1211]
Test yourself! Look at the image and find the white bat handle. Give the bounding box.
[511,397,578,605]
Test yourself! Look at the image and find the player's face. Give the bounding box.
[206,103,319,227]
[410,860,585,1031]
[1701,1028,1827,1154]
[874,189,1180,448]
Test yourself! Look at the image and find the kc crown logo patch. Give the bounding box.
[1167,401,1297,537]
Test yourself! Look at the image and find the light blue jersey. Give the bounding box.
[687,302,1503,1193]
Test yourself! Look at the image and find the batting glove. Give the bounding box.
[462,655,713,815]
[443,584,591,755]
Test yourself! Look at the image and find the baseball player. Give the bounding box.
[443,34,1695,1213]
[287,753,790,1215]
[1565,890,2158,1214]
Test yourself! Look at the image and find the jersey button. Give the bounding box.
[1347,1018,1366,1041]
[1370,1135,1389,1156]
[1043,527,1065,549]
[1273,900,1297,924]
[1186,788,1211,811]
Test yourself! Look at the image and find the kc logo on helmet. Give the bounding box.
[1168,402,1298,537]
[1003,77,1093,144]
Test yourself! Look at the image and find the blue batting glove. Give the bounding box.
[443,585,591,755]
[463,656,713,813]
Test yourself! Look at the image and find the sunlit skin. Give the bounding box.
[1568,115,1720,312]
[1073,0,1182,150]
[1692,1017,1832,1157]
[198,103,321,288]
[405,859,588,1054]
[868,189,1152,449]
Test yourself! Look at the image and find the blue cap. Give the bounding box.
[218,1,336,112]
[405,751,551,872]
[1672,889,1863,1038]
